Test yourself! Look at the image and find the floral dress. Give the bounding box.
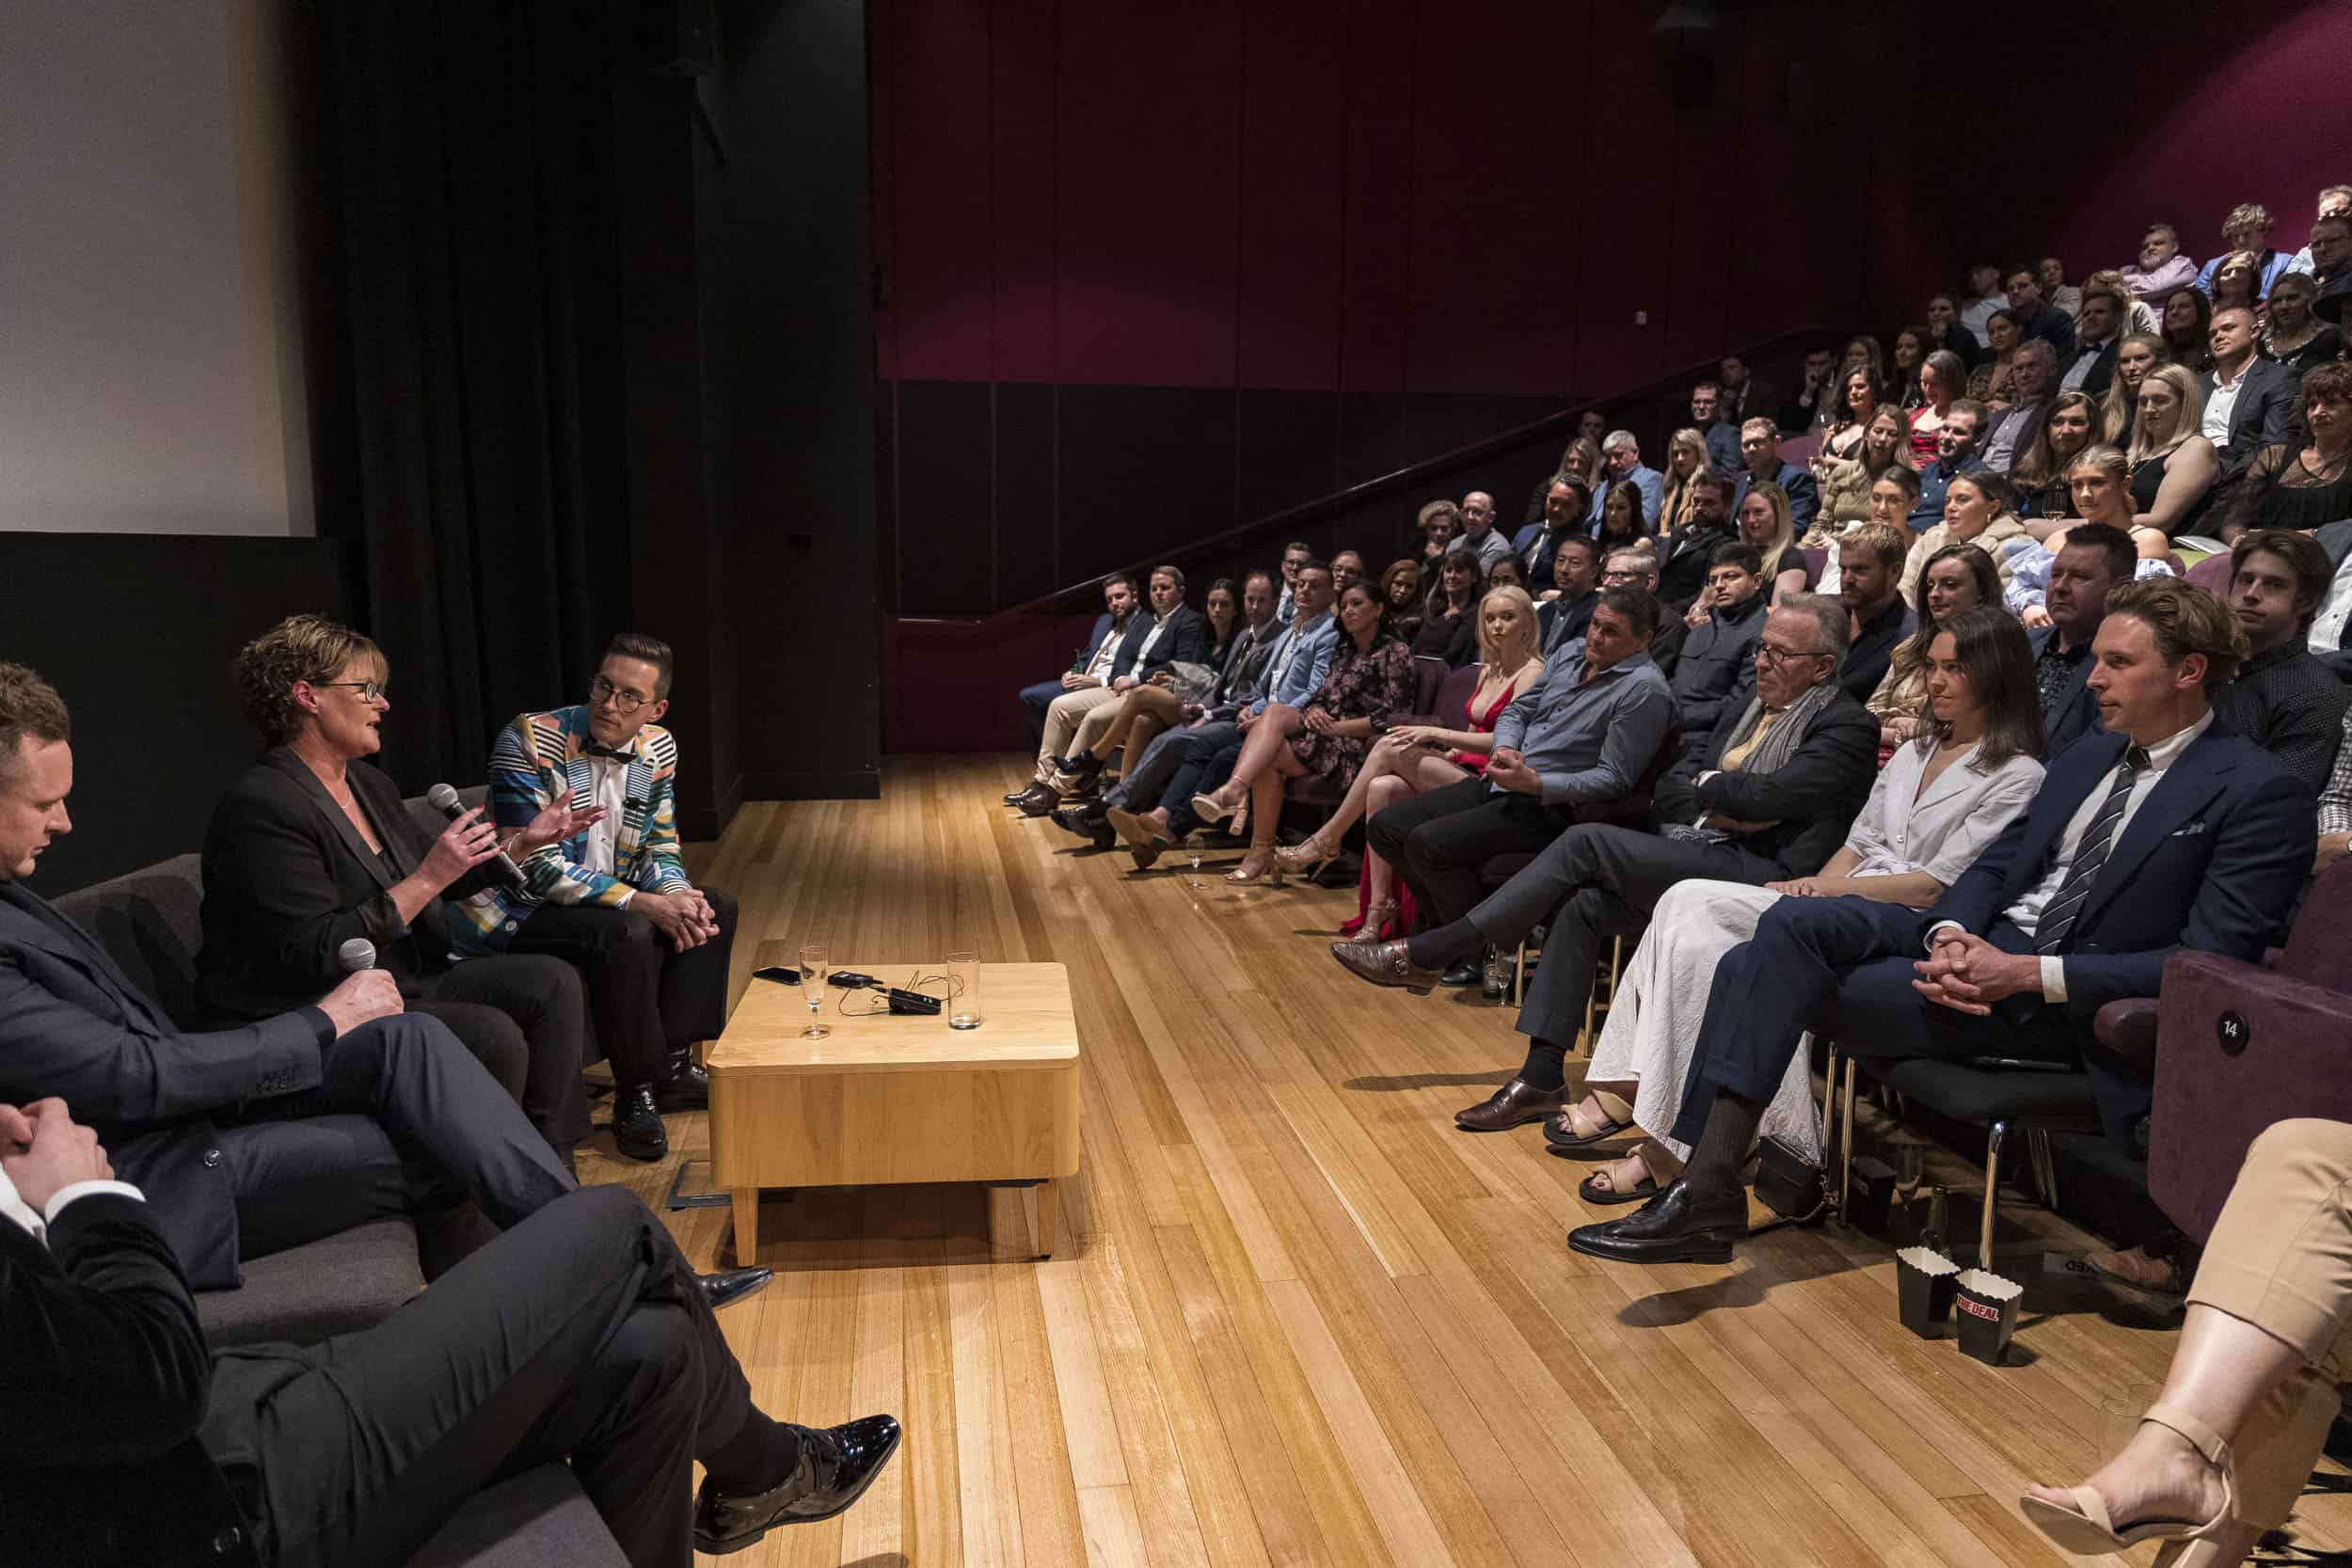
[1289,634,1416,786]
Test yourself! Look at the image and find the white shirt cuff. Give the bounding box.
[1923,919,1964,955]
[2040,956,2068,1005]
[45,1180,146,1224]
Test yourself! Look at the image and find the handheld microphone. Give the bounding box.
[425,784,527,890]
[337,938,377,974]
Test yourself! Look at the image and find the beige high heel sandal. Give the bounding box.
[2020,1405,2236,1554]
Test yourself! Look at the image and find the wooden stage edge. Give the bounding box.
[569,753,2345,1568]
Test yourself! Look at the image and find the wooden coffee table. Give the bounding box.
[707,961,1081,1261]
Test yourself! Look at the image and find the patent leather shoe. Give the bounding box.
[1051,806,1118,848]
[697,1265,774,1312]
[610,1084,669,1162]
[1053,750,1104,779]
[1454,1078,1569,1132]
[694,1415,904,1552]
[1327,938,1442,994]
[1565,1179,1748,1265]
[1012,782,1060,816]
[1440,959,1483,989]
[653,1053,709,1111]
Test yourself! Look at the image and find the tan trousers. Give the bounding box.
[1036,686,1120,778]
[2181,1117,2352,1534]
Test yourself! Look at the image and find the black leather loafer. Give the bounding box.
[696,1266,774,1312]
[610,1084,669,1162]
[694,1415,903,1553]
[1051,806,1118,848]
[653,1054,709,1112]
[1565,1180,1748,1265]
[1440,958,1483,989]
[1454,1078,1569,1132]
[1013,783,1060,816]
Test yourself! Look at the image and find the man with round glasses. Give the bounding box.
[459,634,733,1162]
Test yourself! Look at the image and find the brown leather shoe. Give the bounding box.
[1454,1078,1570,1132]
[1328,938,1441,994]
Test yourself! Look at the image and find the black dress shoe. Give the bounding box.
[1051,750,1104,778]
[1051,806,1118,848]
[653,1053,709,1111]
[1440,959,1483,989]
[1565,1179,1748,1265]
[1013,783,1060,816]
[696,1265,773,1311]
[694,1415,903,1553]
[1454,1078,1569,1132]
[1003,787,1032,805]
[610,1084,669,1162]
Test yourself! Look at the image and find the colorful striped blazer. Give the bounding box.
[451,705,694,952]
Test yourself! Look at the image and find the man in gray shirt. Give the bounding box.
[1359,589,1676,983]
[1459,490,1513,573]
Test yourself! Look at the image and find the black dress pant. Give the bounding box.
[1667,895,2084,1148]
[505,886,738,1090]
[412,953,595,1151]
[200,1186,757,1568]
[1363,776,1578,929]
[219,1012,577,1277]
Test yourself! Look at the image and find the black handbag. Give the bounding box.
[1754,1132,1826,1221]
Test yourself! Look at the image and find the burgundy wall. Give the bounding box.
[870,0,1919,620]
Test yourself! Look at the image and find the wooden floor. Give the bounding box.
[588,755,2347,1568]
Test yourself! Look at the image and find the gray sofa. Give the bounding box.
[52,800,628,1568]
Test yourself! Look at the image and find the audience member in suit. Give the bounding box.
[1599,549,1687,675]
[2029,522,2135,754]
[2217,362,2352,543]
[1730,419,1820,533]
[1513,477,1593,580]
[1458,490,1513,573]
[2214,530,2352,796]
[0,664,595,1296]
[1044,564,1208,781]
[1978,340,2057,473]
[1690,383,1745,475]
[1349,592,1677,982]
[1535,535,1601,654]
[2002,262,2078,358]
[461,636,735,1164]
[1106,564,1338,857]
[1564,610,2044,1198]
[1010,573,1144,811]
[196,617,596,1164]
[1570,579,2312,1272]
[1412,550,1485,667]
[1518,436,1603,531]
[2056,285,2124,398]
[1716,355,1777,428]
[1273,541,1312,621]
[1671,543,1769,755]
[2203,308,2300,484]
[1277,587,1548,919]
[1345,598,1876,1129]
[1594,431,1666,530]
[1189,581,1415,886]
[1834,524,1915,704]
[0,1103,893,1568]
[2307,514,2352,679]
[1656,470,1741,611]
[1052,573,1272,848]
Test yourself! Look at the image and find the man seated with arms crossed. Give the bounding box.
[1345,589,1677,991]
[0,663,766,1306]
[460,635,733,1164]
[1670,543,1769,761]
[0,1098,896,1566]
[1338,598,1878,1134]
[1009,574,1144,816]
[1568,579,2312,1272]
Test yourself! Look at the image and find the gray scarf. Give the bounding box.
[1662,678,1841,845]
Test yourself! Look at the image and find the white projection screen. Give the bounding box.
[0,0,310,535]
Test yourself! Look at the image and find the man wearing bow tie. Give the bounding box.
[461,635,734,1163]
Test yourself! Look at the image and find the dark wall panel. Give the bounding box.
[993,381,1060,607]
[12,535,348,894]
[1054,387,1237,581]
[888,381,993,617]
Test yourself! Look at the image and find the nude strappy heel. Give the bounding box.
[2019,1404,2235,1554]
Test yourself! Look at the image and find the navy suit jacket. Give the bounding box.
[1733,462,1820,531]
[1069,611,1149,682]
[2030,624,2105,756]
[0,885,326,1290]
[2208,357,2299,477]
[1128,604,1208,677]
[1923,725,2314,1017]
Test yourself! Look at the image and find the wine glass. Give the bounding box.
[1184,832,1206,889]
[797,942,829,1038]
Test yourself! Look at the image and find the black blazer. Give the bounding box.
[1128,604,1208,677]
[0,885,326,1290]
[1649,689,1880,877]
[0,1192,257,1566]
[2064,338,2119,398]
[197,750,492,1022]
[2031,625,2105,757]
[2207,357,2299,476]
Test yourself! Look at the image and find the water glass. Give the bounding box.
[797,942,829,1038]
[947,950,981,1030]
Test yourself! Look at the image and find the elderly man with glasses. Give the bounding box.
[460,633,733,1163]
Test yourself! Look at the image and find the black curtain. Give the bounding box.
[313,2,633,794]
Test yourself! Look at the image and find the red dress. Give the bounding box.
[1340,675,1517,939]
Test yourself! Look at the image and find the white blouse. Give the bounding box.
[1844,738,2045,890]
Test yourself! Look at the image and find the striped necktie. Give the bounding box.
[2035,745,2152,954]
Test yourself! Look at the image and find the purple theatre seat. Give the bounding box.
[2139,858,2352,1244]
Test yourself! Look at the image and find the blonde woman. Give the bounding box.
[1297,587,1545,935]
[2099,332,2168,448]
[2127,363,2220,540]
[1656,428,1713,536]
[1736,481,1812,601]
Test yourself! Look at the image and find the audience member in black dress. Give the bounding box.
[1890,325,1931,407]
[198,617,601,1163]
[1380,560,1424,644]
[2260,272,2341,375]
[2163,286,2215,374]
[2218,362,2352,541]
[2126,364,2219,541]
[1414,549,1483,666]
[1593,479,1651,556]
[1486,557,1527,593]
[2215,529,2352,796]
[2012,391,2103,521]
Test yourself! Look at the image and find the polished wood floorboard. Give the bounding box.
[581,756,2352,1567]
